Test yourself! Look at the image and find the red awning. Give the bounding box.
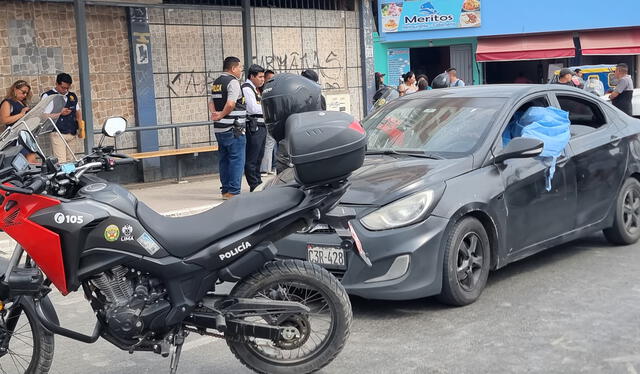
[580,29,640,55]
[476,33,575,62]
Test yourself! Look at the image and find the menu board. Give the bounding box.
[387,48,411,87]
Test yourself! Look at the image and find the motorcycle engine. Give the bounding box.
[89,266,170,341]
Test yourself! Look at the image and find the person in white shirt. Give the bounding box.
[242,64,266,192]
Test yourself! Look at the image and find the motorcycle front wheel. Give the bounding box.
[0,298,54,374]
[226,260,352,374]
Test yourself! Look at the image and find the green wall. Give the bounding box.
[373,34,484,85]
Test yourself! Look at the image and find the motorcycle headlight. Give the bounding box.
[360,190,437,231]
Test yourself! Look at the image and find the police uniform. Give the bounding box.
[242,80,267,192]
[41,89,80,162]
[211,73,247,197]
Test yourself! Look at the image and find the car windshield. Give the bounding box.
[363,97,505,158]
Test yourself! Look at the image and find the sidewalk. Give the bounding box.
[0,173,275,257]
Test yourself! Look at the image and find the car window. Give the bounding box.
[556,95,606,135]
[500,96,550,147]
[363,97,504,158]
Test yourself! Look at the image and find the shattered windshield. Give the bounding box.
[363,97,505,158]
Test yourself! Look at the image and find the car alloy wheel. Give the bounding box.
[604,178,640,245]
[438,216,491,306]
[622,188,640,235]
[456,232,484,292]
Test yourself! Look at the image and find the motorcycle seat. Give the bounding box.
[136,186,305,258]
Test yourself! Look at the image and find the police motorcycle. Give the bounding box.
[0,74,369,374]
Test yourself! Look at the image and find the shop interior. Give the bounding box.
[409,46,450,84]
[483,55,636,85]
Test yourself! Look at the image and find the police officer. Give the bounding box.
[41,73,83,162]
[209,56,246,199]
[242,64,267,192]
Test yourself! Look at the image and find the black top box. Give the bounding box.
[285,111,366,186]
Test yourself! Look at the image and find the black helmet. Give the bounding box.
[371,86,400,110]
[262,73,324,142]
[431,72,450,89]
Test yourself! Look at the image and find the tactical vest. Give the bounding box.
[45,90,78,135]
[0,99,25,127]
[241,82,264,124]
[211,74,246,129]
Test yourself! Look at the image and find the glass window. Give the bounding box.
[363,97,505,158]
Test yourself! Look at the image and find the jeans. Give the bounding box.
[260,134,276,173]
[215,130,246,195]
[245,126,267,191]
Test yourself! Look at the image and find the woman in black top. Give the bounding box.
[0,80,32,131]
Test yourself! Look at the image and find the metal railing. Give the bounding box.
[94,120,218,182]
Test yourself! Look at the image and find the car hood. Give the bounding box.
[275,155,474,206]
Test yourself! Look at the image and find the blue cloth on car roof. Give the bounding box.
[502,106,570,191]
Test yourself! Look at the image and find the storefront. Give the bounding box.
[374,0,640,89]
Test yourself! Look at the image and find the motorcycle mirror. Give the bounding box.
[102,117,127,138]
[17,130,43,158]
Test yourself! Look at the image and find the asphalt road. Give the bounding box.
[4,233,640,374]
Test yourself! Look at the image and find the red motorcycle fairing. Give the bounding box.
[0,192,68,295]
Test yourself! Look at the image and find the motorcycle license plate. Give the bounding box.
[307,244,346,268]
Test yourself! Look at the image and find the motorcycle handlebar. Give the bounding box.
[27,177,46,194]
[114,157,137,165]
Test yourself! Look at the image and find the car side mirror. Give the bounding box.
[102,117,127,138]
[494,137,544,164]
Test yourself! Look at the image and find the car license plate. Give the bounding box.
[307,245,346,268]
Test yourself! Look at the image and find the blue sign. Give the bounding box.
[387,48,410,86]
[380,0,481,33]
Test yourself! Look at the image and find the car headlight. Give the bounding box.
[360,190,438,231]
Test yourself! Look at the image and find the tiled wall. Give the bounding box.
[1,2,363,154]
[149,6,363,148]
[0,1,135,153]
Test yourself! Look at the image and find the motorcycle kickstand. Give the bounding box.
[169,329,188,374]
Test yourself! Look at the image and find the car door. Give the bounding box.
[497,94,578,254]
[553,93,628,229]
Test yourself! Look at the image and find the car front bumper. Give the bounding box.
[274,215,450,300]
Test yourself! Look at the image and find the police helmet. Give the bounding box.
[261,73,324,142]
[431,72,450,89]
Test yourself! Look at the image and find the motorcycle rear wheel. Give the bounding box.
[0,299,54,374]
[226,260,352,374]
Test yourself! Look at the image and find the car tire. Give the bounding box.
[604,178,640,245]
[438,216,491,307]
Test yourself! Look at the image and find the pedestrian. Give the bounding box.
[447,68,465,87]
[609,63,634,116]
[0,80,31,131]
[209,56,246,200]
[417,77,430,91]
[259,69,277,175]
[242,64,267,192]
[264,70,275,86]
[301,69,327,110]
[554,68,576,87]
[41,73,84,162]
[573,68,585,88]
[398,71,417,96]
[375,72,386,91]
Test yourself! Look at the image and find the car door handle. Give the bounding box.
[556,156,569,166]
[611,135,621,146]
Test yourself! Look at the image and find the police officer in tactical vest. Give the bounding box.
[242,64,267,192]
[209,57,246,200]
[41,73,84,162]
